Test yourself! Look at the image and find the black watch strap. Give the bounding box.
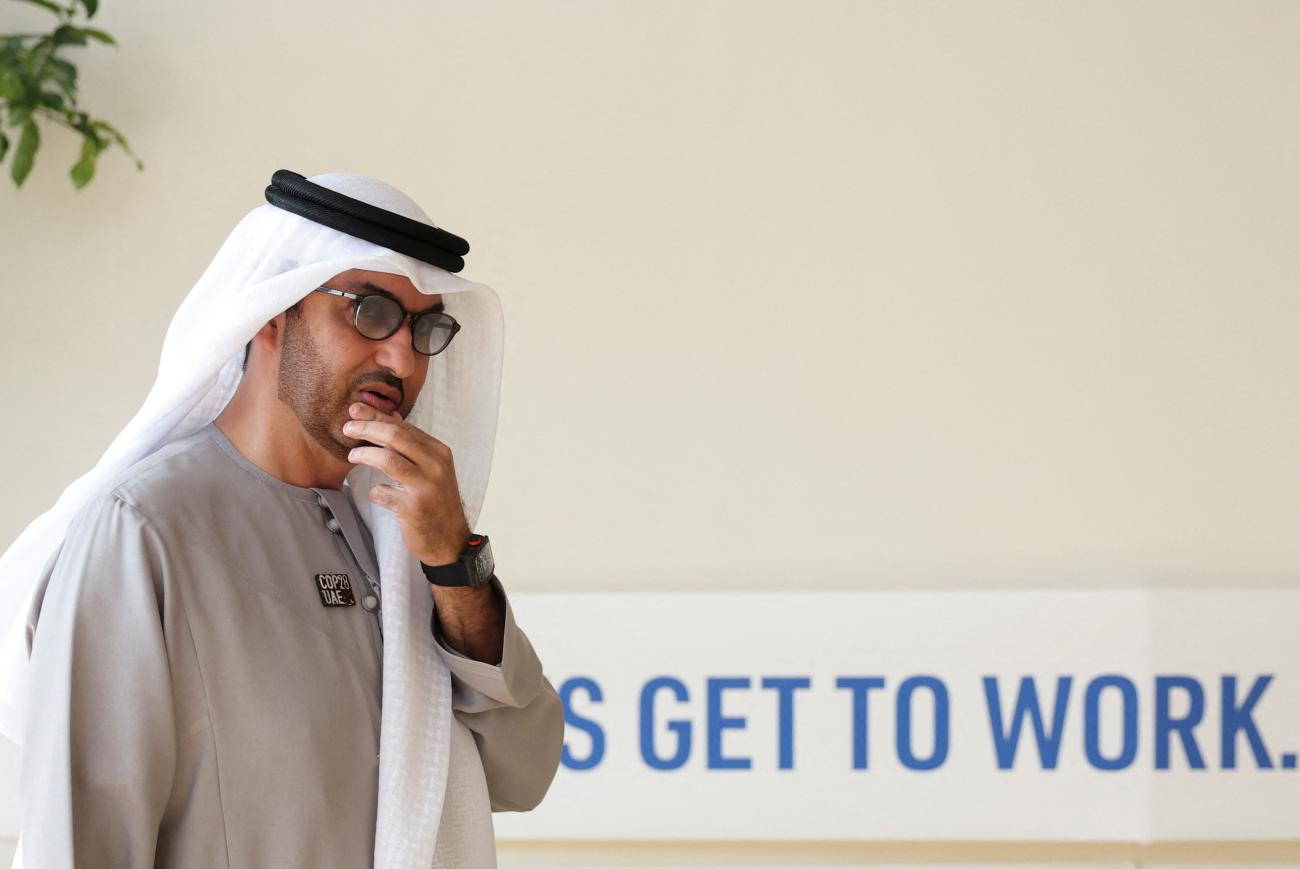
[420,534,493,588]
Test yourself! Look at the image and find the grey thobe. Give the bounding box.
[20,423,564,868]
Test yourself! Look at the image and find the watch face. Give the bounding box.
[471,546,493,582]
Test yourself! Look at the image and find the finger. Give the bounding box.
[367,482,408,512]
[347,401,409,438]
[347,444,421,484]
[348,401,392,422]
[347,404,451,457]
[347,403,448,462]
[343,418,434,466]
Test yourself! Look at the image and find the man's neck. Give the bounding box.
[213,387,352,491]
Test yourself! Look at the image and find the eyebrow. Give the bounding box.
[354,281,445,315]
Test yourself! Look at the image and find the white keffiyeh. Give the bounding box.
[0,172,504,868]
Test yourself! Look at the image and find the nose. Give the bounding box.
[373,318,418,380]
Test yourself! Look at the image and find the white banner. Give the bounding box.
[495,589,1300,841]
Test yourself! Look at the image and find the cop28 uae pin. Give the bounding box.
[315,573,357,607]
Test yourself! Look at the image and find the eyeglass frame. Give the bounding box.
[313,285,461,356]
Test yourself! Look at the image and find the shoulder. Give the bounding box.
[33,485,168,640]
[102,427,241,525]
[79,425,318,555]
[55,427,251,555]
[43,430,238,609]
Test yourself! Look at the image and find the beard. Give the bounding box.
[277,312,406,462]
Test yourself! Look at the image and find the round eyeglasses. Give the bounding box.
[314,286,461,356]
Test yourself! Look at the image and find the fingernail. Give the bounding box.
[343,421,358,434]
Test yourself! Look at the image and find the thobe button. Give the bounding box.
[362,595,378,611]
[325,517,341,533]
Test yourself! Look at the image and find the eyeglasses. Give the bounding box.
[314,286,461,356]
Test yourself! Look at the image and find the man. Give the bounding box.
[2,171,563,868]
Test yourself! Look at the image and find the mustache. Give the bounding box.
[353,373,404,404]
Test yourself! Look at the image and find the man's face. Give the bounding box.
[276,268,440,462]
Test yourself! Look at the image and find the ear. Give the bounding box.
[247,312,288,362]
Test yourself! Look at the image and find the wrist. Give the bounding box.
[420,533,494,588]
[420,522,472,566]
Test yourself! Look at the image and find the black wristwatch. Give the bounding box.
[420,533,494,589]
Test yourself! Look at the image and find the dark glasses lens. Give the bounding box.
[351,293,460,356]
[354,294,403,340]
[412,312,459,356]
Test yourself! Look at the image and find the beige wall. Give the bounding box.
[1,0,1297,864]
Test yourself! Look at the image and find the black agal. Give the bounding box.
[264,170,470,273]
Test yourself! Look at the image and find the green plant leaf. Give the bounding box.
[42,57,79,97]
[51,26,116,47]
[0,130,9,163]
[11,119,39,187]
[90,118,141,167]
[80,0,99,18]
[76,27,116,46]
[0,69,24,101]
[72,115,101,147]
[37,89,65,110]
[52,25,87,46]
[13,0,66,16]
[70,134,96,188]
[90,118,126,146]
[8,104,33,127]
